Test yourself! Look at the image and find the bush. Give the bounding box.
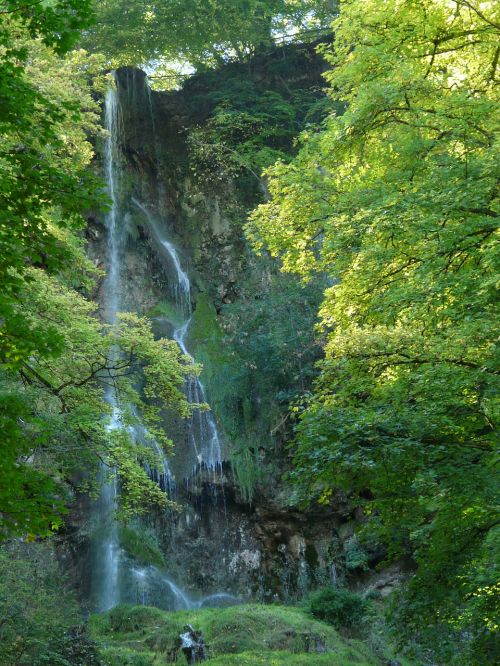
[344,537,369,571]
[308,587,369,630]
[0,542,101,666]
[104,605,166,633]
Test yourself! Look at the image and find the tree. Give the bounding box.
[0,265,197,538]
[0,4,100,536]
[0,10,197,539]
[248,1,499,662]
[82,0,337,68]
[0,8,100,368]
[0,1,93,52]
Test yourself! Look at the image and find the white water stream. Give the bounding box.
[132,198,224,474]
[130,565,237,610]
[93,84,175,611]
[94,88,122,612]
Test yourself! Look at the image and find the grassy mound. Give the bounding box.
[90,603,408,665]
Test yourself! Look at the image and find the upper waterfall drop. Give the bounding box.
[131,197,191,314]
[103,85,122,323]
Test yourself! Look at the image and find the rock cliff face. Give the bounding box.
[79,46,388,607]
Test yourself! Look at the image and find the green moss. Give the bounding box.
[188,292,224,354]
[100,645,158,666]
[188,291,264,500]
[146,300,183,327]
[90,603,403,665]
[231,445,262,503]
[118,526,166,569]
[188,291,237,418]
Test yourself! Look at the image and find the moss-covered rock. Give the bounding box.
[99,646,157,666]
[208,651,374,665]
[188,291,237,429]
[146,300,184,328]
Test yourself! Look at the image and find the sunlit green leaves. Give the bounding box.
[248,1,499,661]
[0,266,195,538]
[82,0,336,68]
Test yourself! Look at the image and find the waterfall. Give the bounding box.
[90,74,233,615]
[127,413,176,496]
[131,197,224,475]
[93,87,122,613]
[135,74,225,479]
[133,198,191,314]
[92,83,177,611]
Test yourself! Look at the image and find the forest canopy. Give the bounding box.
[81,0,338,67]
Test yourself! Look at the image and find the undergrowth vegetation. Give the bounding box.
[90,603,407,665]
[308,586,370,631]
[0,542,101,666]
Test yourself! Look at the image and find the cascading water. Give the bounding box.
[92,83,178,611]
[130,566,237,610]
[131,198,224,476]
[93,401,120,612]
[128,411,175,495]
[134,197,191,314]
[92,78,233,613]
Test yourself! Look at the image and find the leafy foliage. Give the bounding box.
[188,82,334,196]
[0,541,102,666]
[83,0,337,67]
[1,0,93,53]
[308,586,369,630]
[221,264,324,419]
[0,21,104,369]
[0,5,102,537]
[248,0,499,661]
[1,267,195,537]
